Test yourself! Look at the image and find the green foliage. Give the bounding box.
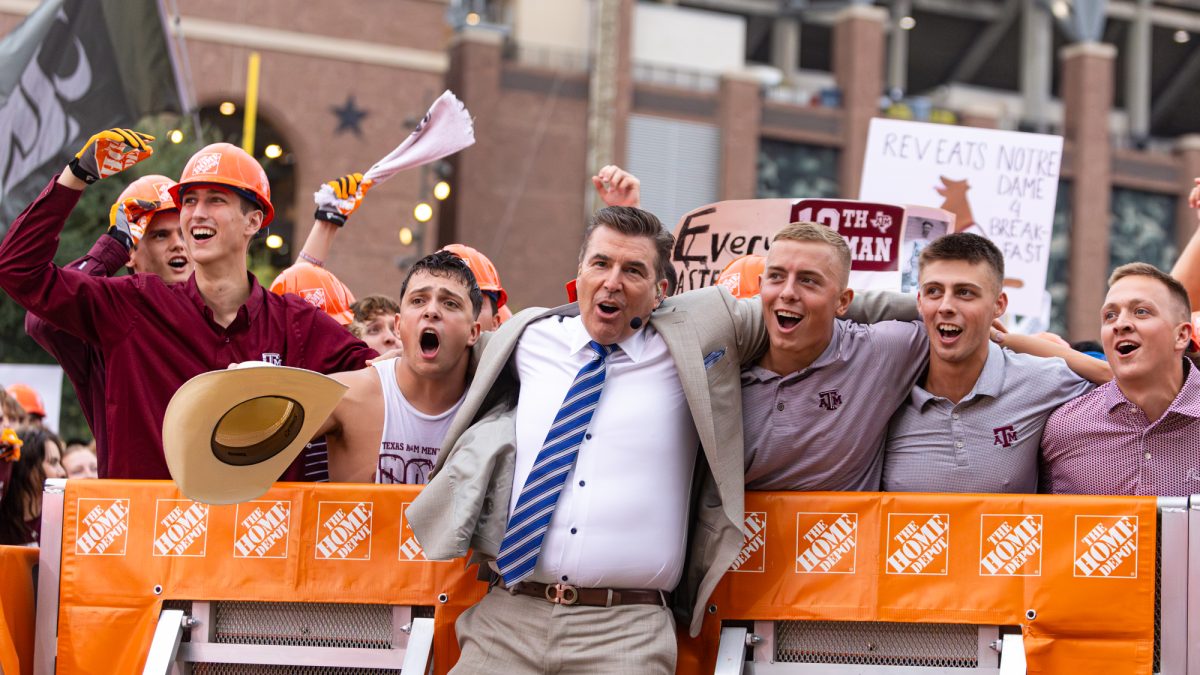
[0,116,208,440]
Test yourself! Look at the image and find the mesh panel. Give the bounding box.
[212,601,392,649]
[193,666,399,675]
[775,621,979,667]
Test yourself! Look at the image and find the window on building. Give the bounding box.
[1047,180,1071,336]
[625,114,721,228]
[1110,187,1178,271]
[756,139,839,200]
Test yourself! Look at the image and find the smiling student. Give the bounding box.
[0,132,374,479]
[1041,263,1199,497]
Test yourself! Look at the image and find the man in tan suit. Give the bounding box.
[409,207,910,674]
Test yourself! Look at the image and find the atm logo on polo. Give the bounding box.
[233,501,292,558]
[979,514,1042,576]
[153,500,210,557]
[886,513,950,575]
[75,498,130,556]
[1074,515,1139,578]
[796,512,857,574]
[729,512,767,573]
[316,501,373,560]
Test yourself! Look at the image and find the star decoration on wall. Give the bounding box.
[332,95,368,136]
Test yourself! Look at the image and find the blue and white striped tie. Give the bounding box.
[497,340,618,585]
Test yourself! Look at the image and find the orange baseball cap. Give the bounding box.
[269,263,356,326]
[716,254,765,299]
[6,383,46,418]
[169,143,274,227]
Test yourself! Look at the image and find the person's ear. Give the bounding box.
[994,291,1009,319]
[835,287,854,317]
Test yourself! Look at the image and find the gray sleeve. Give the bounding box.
[1042,356,1096,404]
[845,291,919,323]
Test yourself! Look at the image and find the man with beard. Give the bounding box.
[318,251,481,484]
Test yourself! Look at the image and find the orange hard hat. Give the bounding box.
[497,304,512,325]
[269,263,356,325]
[442,243,508,309]
[716,254,765,299]
[168,142,274,227]
[6,383,46,418]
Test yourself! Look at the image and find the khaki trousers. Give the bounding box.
[450,586,677,675]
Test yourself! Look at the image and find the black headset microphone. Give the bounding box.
[629,290,664,330]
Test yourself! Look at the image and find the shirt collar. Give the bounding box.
[185,271,265,329]
[742,320,847,384]
[1103,357,1200,417]
[567,315,650,363]
[909,341,1005,409]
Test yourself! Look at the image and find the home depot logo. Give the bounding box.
[886,513,950,575]
[316,501,373,560]
[795,512,857,574]
[233,501,291,559]
[729,512,767,573]
[300,287,327,310]
[1074,515,1139,579]
[398,502,426,562]
[153,500,209,557]
[191,152,221,175]
[75,498,130,556]
[979,514,1042,576]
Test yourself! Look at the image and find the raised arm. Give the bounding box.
[297,172,372,266]
[1171,177,1200,311]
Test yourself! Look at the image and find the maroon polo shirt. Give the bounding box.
[0,177,377,480]
[24,232,128,474]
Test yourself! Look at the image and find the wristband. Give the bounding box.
[105,228,134,252]
[298,251,325,267]
[67,158,98,184]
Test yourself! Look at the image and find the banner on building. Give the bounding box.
[0,0,182,226]
[670,198,909,294]
[859,118,1063,325]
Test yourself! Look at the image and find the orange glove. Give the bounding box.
[69,128,154,184]
[107,198,160,247]
[313,172,373,226]
[0,427,21,462]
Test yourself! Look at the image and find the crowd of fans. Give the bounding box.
[0,123,1197,674]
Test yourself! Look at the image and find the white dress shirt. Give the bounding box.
[512,315,699,590]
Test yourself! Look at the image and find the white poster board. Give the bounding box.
[0,363,64,432]
[859,119,1063,326]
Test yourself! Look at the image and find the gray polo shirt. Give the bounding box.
[883,342,1093,493]
[742,319,928,491]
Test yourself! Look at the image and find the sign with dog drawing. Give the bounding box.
[859,118,1063,326]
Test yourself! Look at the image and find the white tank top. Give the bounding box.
[372,358,465,485]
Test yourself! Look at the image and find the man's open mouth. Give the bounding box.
[596,302,620,318]
[190,226,216,241]
[937,323,963,339]
[775,310,803,329]
[1115,339,1139,356]
[167,256,188,270]
[419,328,441,357]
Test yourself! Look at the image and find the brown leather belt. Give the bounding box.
[501,579,670,608]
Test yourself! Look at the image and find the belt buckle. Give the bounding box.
[544,582,579,606]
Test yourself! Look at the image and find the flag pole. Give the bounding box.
[242,51,260,155]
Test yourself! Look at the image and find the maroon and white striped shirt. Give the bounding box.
[1041,358,1200,497]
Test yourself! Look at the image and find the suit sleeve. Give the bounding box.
[24,233,129,376]
[845,290,919,323]
[0,177,137,345]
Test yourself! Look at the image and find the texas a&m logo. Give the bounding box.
[1074,515,1139,578]
[315,501,373,560]
[818,389,842,411]
[979,514,1042,576]
[75,498,130,556]
[886,513,950,575]
[153,500,210,557]
[233,500,291,558]
[729,512,767,573]
[260,352,282,366]
[796,512,857,574]
[992,425,1018,448]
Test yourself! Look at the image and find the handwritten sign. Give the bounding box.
[859,119,1063,324]
[671,199,908,294]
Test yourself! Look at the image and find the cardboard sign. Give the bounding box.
[860,118,1063,324]
[671,199,908,294]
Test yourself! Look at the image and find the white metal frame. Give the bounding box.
[34,477,66,675]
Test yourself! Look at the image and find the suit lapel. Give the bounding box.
[652,309,719,469]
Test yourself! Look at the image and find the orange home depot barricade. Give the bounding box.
[36,479,488,674]
[678,492,1163,675]
[0,545,37,675]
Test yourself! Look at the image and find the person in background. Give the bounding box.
[443,243,509,331]
[61,441,99,480]
[0,389,27,429]
[0,426,66,546]
[716,254,765,299]
[5,384,46,428]
[352,295,402,355]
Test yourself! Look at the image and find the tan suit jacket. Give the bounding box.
[408,286,912,636]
